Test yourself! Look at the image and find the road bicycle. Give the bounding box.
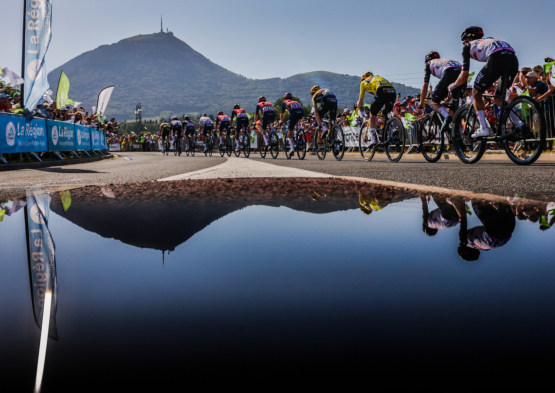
[284,123,307,160]
[204,133,214,157]
[217,131,226,158]
[185,133,196,157]
[314,116,345,161]
[174,134,182,156]
[237,125,251,158]
[225,130,235,157]
[163,139,171,156]
[418,101,459,163]
[358,109,406,162]
[451,72,546,165]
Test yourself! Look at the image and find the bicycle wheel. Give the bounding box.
[241,134,251,158]
[500,96,546,165]
[233,131,240,157]
[358,122,376,162]
[226,134,233,157]
[191,137,196,157]
[296,131,307,160]
[174,138,179,156]
[185,137,190,156]
[451,104,486,164]
[270,133,280,159]
[315,129,327,160]
[420,114,444,163]
[332,124,345,161]
[384,117,406,162]
[259,136,267,159]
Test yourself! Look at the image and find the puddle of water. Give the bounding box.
[1,179,555,389]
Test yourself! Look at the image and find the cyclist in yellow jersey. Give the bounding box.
[356,72,396,146]
[159,121,172,152]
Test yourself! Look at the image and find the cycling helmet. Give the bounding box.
[184,116,190,121]
[202,113,208,117]
[233,104,240,109]
[310,85,320,96]
[361,71,373,81]
[217,111,224,116]
[283,92,293,100]
[458,245,480,262]
[240,108,246,113]
[461,26,484,41]
[258,96,266,103]
[172,117,178,120]
[425,51,440,63]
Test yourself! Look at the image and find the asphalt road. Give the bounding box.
[0,152,226,199]
[1,151,554,200]
[250,153,555,199]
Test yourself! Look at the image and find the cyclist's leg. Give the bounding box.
[433,68,460,118]
[369,90,386,143]
[472,54,504,131]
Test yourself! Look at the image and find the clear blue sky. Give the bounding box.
[1,0,553,88]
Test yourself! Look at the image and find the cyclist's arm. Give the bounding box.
[230,111,236,126]
[313,106,322,126]
[453,44,471,88]
[420,64,432,107]
[254,106,260,123]
[279,102,287,124]
[357,83,366,109]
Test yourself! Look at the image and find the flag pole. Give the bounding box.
[21,0,27,108]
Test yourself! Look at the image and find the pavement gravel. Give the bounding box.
[0,152,226,199]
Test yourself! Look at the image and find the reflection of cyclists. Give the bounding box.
[421,195,460,236]
[359,191,390,215]
[451,198,515,261]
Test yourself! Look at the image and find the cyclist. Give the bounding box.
[159,120,172,152]
[199,113,214,154]
[448,26,520,138]
[254,96,275,147]
[231,104,250,151]
[357,72,396,147]
[310,86,340,150]
[279,93,305,155]
[215,111,231,148]
[419,51,465,130]
[183,116,196,151]
[170,117,183,152]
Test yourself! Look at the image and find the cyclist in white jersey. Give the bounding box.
[448,26,520,138]
[419,51,465,129]
[199,113,214,153]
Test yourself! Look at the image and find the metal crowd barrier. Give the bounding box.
[0,112,108,164]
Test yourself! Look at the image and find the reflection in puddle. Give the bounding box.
[1,179,555,389]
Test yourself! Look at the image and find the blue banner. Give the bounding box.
[24,0,53,110]
[47,120,77,152]
[91,128,106,150]
[26,191,58,340]
[0,115,48,154]
[74,125,92,151]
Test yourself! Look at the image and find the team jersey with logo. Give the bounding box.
[232,108,249,120]
[217,114,230,124]
[466,227,511,251]
[311,89,336,110]
[185,121,195,132]
[256,101,275,116]
[160,123,171,132]
[171,120,183,132]
[424,58,462,82]
[462,38,515,69]
[359,76,393,98]
[199,116,213,127]
[281,99,303,113]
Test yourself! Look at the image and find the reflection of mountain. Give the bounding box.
[50,178,417,252]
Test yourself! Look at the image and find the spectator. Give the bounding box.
[525,71,552,102]
[0,93,12,113]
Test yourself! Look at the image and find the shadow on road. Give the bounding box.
[37,167,104,174]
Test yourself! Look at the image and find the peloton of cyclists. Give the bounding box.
[448,26,523,138]
[254,96,276,149]
[279,93,305,155]
[356,72,396,147]
[231,104,250,151]
[199,113,214,154]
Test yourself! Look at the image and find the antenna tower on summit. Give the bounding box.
[160,15,163,33]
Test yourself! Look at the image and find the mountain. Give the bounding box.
[47,32,419,119]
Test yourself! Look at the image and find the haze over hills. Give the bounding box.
[47,32,419,119]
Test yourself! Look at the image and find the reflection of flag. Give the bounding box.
[6,198,27,216]
[26,192,58,340]
[0,210,5,222]
[60,190,72,213]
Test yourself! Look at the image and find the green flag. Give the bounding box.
[465,205,473,216]
[544,62,555,76]
[404,113,416,129]
[539,215,551,228]
[60,191,72,213]
[519,90,531,120]
[56,71,75,108]
[467,72,475,83]
[0,209,5,222]
[249,131,255,144]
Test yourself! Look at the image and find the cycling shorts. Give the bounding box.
[474,51,519,94]
[288,110,304,132]
[162,130,171,139]
[262,112,276,131]
[432,67,464,103]
[317,97,338,123]
[236,119,249,132]
[370,86,396,116]
[174,130,183,138]
[218,122,231,133]
[185,128,195,136]
[202,125,214,136]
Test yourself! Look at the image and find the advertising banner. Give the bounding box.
[74,125,92,151]
[0,115,48,154]
[26,192,58,340]
[47,120,76,152]
[91,128,105,150]
[24,0,53,110]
